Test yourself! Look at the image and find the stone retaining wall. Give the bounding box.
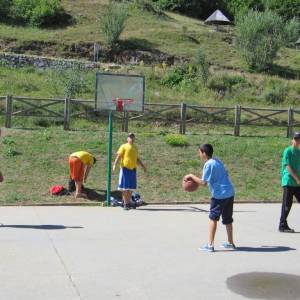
[0,52,100,69]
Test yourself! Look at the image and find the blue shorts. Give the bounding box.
[209,196,234,225]
[118,167,137,190]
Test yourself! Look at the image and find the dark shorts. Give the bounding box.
[209,196,234,225]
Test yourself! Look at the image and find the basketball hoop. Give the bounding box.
[112,98,134,112]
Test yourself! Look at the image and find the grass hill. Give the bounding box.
[0,0,299,107]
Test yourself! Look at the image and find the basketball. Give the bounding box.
[182,177,199,192]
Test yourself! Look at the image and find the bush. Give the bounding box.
[235,10,285,71]
[221,0,263,19]
[0,0,12,21]
[33,118,51,127]
[165,134,188,147]
[264,0,300,21]
[262,80,288,104]
[194,48,210,86]
[161,67,186,87]
[62,68,88,99]
[284,18,300,47]
[130,0,163,15]
[11,0,69,27]
[208,74,246,93]
[99,0,128,47]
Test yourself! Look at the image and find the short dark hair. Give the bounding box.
[128,132,135,138]
[199,144,213,158]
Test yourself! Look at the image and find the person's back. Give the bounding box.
[203,158,234,200]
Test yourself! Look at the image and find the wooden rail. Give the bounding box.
[1,95,299,137]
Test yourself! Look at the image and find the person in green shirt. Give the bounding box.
[0,129,3,183]
[279,132,300,233]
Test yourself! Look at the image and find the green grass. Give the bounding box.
[0,125,289,204]
[0,0,299,73]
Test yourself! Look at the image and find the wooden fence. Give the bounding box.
[0,95,299,137]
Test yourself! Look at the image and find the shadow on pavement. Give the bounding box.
[227,272,300,299]
[137,206,209,213]
[0,224,83,230]
[236,246,296,252]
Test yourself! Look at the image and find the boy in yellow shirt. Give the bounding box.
[113,133,146,210]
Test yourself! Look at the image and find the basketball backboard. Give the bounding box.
[95,73,145,112]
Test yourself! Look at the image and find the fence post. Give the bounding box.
[64,97,70,130]
[122,111,129,132]
[179,103,187,134]
[234,105,241,136]
[287,107,293,138]
[5,95,13,128]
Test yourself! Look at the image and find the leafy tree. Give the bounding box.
[235,10,285,71]
[221,0,263,19]
[264,0,300,20]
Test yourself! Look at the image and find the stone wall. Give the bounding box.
[0,52,100,69]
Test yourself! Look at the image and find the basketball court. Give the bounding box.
[1,203,300,300]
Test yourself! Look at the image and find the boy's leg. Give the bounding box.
[75,181,83,197]
[221,197,234,245]
[225,223,234,245]
[279,186,294,229]
[207,198,221,245]
[208,219,217,245]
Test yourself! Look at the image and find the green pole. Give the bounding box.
[106,111,113,206]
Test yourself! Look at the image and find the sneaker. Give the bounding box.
[221,242,236,249]
[279,226,295,233]
[199,244,214,252]
[130,202,137,209]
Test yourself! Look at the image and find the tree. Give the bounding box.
[235,10,285,71]
[264,0,300,20]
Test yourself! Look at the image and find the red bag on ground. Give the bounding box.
[50,185,67,196]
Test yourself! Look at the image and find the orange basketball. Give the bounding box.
[182,177,199,192]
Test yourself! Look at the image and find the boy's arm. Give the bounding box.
[0,171,3,183]
[286,165,300,185]
[184,174,207,186]
[137,158,146,172]
[113,154,121,172]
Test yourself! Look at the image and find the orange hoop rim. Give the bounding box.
[112,98,134,104]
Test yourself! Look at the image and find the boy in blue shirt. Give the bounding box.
[184,143,235,252]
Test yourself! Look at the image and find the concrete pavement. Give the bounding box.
[1,204,300,300]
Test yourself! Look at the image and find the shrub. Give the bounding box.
[99,0,128,47]
[12,0,69,27]
[208,74,246,93]
[235,10,285,71]
[262,80,288,104]
[2,137,16,145]
[0,0,12,21]
[264,0,300,21]
[194,48,210,86]
[284,18,300,47]
[165,134,188,147]
[33,118,51,127]
[161,68,186,87]
[130,0,163,15]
